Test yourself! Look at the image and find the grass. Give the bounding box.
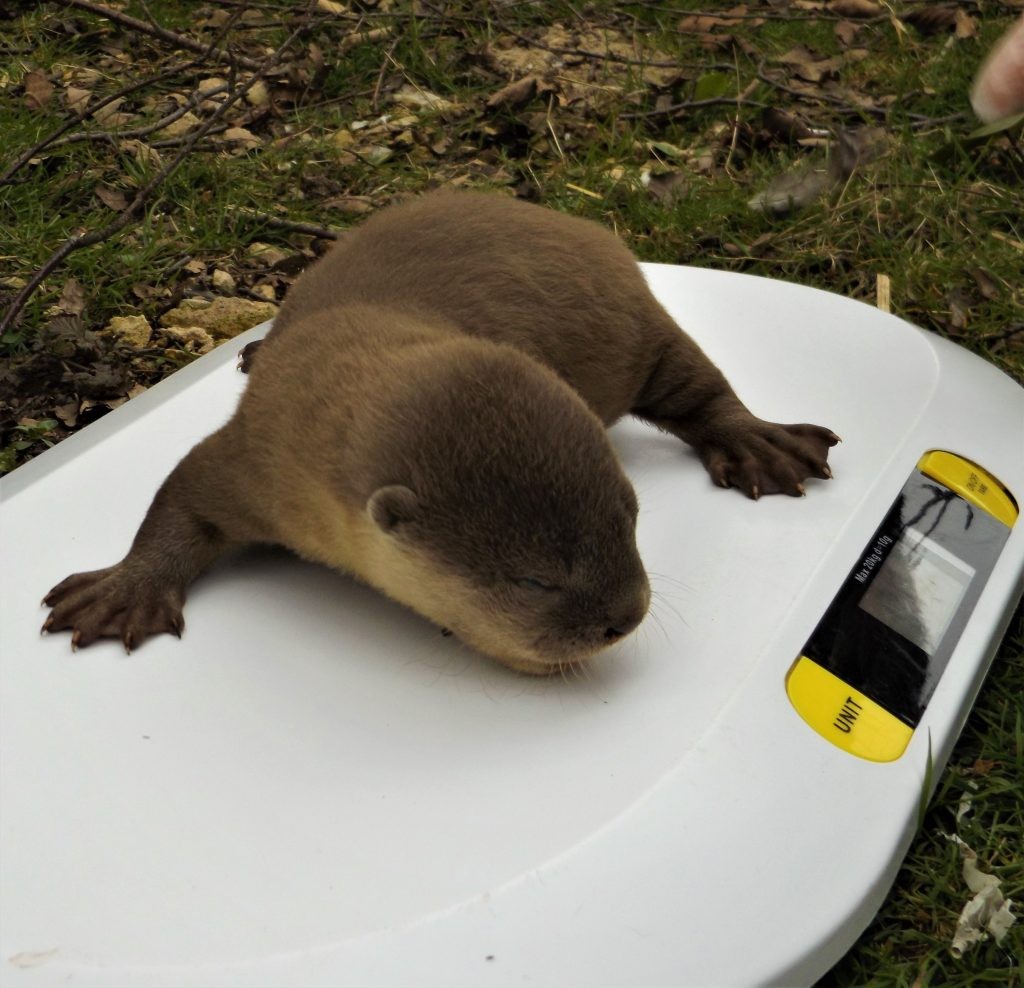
[1,1,1021,982]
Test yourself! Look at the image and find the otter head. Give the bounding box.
[355,340,650,675]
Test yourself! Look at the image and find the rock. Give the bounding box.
[250,283,278,301]
[162,324,215,353]
[160,297,277,339]
[246,242,289,266]
[102,314,153,347]
[211,268,236,292]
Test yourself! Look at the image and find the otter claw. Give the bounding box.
[123,631,134,654]
[71,629,81,652]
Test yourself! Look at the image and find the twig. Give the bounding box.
[1,62,201,184]
[982,324,1023,344]
[62,0,264,70]
[1,11,313,334]
[255,217,339,239]
[2,3,248,185]
[44,84,232,152]
[622,94,768,119]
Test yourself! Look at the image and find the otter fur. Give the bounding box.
[42,191,838,673]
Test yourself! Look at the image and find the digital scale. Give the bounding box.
[2,266,1021,987]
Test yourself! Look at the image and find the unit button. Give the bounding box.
[786,657,914,762]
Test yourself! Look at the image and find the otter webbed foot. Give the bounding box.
[42,565,186,653]
[693,417,839,499]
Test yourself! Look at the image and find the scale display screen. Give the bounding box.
[787,451,1016,761]
[859,528,975,656]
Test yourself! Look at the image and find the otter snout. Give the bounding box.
[600,576,651,644]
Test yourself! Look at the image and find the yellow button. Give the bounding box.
[918,451,1018,527]
[786,657,914,762]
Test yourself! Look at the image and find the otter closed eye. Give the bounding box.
[515,577,560,592]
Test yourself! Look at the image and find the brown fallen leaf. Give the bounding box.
[828,0,882,18]
[762,107,818,142]
[95,186,129,211]
[56,279,86,316]
[63,85,91,113]
[53,402,80,428]
[218,127,261,150]
[322,194,374,215]
[777,46,844,84]
[967,758,998,776]
[643,170,689,207]
[835,20,862,46]
[158,111,202,139]
[92,97,133,127]
[968,267,1000,301]
[486,75,540,112]
[954,9,978,40]
[24,69,53,110]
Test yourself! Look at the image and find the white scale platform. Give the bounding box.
[2,266,1022,987]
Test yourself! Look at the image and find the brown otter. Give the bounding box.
[42,191,838,673]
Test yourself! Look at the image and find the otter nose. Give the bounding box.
[603,610,644,642]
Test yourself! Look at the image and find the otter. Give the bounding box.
[42,191,838,674]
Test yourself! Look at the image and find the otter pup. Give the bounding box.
[42,191,837,673]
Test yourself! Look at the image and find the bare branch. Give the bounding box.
[1,62,199,184]
[62,0,264,70]
[1,13,313,335]
[257,217,340,239]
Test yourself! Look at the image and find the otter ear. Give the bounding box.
[367,485,420,534]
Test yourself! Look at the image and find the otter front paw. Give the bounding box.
[42,566,185,652]
[696,419,839,499]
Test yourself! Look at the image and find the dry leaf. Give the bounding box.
[968,268,999,301]
[63,85,91,113]
[391,83,458,113]
[828,0,881,17]
[246,80,270,107]
[56,279,86,316]
[95,186,129,211]
[835,20,862,46]
[219,127,260,150]
[119,138,163,168]
[158,111,202,139]
[92,97,128,125]
[486,75,540,111]
[53,402,79,428]
[23,69,53,110]
[954,9,978,40]
[778,47,843,83]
